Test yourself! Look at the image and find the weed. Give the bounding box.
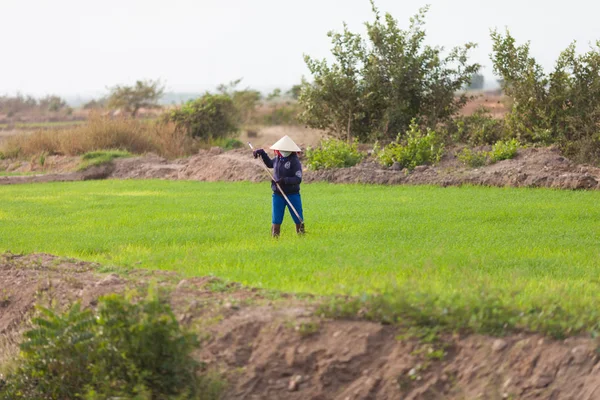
[0,290,10,307]
[207,279,234,293]
[296,321,320,337]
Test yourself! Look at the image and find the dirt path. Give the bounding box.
[2,253,599,399]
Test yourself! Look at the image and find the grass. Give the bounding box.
[77,150,132,171]
[1,181,600,336]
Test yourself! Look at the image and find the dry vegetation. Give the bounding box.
[0,115,197,159]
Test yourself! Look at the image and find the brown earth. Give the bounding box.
[1,253,599,399]
[3,145,599,191]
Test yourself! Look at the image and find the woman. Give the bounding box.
[253,135,305,237]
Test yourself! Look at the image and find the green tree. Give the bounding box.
[166,93,238,140]
[217,79,262,124]
[300,2,480,142]
[467,73,485,90]
[491,30,600,161]
[287,84,302,100]
[107,79,165,117]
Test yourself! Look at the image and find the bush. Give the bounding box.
[166,93,239,141]
[457,148,488,167]
[377,120,444,170]
[489,138,520,162]
[450,107,506,145]
[0,291,222,400]
[305,139,365,170]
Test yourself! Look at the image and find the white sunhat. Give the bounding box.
[269,135,302,152]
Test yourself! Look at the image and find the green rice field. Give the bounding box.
[1,180,599,334]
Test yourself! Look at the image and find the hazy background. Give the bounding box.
[2,0,598,101]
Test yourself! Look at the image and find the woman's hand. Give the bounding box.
[253,149,266,159]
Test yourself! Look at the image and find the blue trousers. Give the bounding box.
[272,193,304,224]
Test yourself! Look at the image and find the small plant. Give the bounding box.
[39,151,47,168]
[457,148,488,168]
[378,120,444,170]
[0,290,222,399]
[0,290,10,307]
[297,321,320,337]
[77,150,131,171]
[305,138,365,170]
[489,138,520,162]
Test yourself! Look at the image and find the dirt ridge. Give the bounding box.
[2,253,600,399]
[2,146,600,191]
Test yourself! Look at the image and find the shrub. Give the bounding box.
[450,107,506,145]
[166,93,238,141]
[305,138,365,170]
[457,148,488,167]
[377,120,444,170]
[0,291,222,400]
[489,138,520,162]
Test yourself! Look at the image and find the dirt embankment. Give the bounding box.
[2,145,600,190]
[2,253,600,400]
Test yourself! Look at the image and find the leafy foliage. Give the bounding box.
[0,291,221,400]
[448,107,506,145]
[166,93,239,141]
[491,30,600,163]
[299,2,480,142]
[305,139,365,170]
[377,120,444,170]
[489,138,521,162]
[107,79,165,117]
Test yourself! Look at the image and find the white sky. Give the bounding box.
[1,0,598,98]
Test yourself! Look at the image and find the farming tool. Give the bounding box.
[248,142,304,224]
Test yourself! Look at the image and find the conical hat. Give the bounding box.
[269,135,302,152]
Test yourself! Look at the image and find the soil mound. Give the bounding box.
[305,146,600,190]
[2,146,600,191]
[2,253,600,399]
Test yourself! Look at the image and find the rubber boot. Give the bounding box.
[272,224,281,238]
[296,223,305,235]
